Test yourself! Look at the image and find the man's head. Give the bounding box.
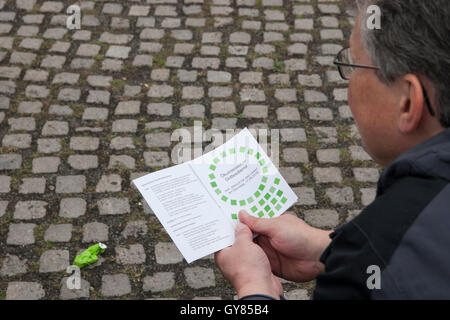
[344,0,450,166]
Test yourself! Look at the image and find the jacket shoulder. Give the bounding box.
[314,177,448,300]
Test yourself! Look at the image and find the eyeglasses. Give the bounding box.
[333,47,435,117]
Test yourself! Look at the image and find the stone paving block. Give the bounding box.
[280,128,307,142]
[211,101,236,114]
[304,209,339,229]
[41,55,66,68]
[55,175,86,193]
[353,168,380,182]
[70,137,100,151]
[279,167,303,184]
[41,121,69,136]
[82,222,109,243]
[147,84,174,98]
[101,274,131,297]
[314,127,338,144]
[276,107,301,121]
[313,167,343,184]
[143,272,175,292]
[17,101,42,114]
[283,148,309,163]
[19,177,46,194]
[144,151,170,167]
[8,117,36,131]
[243,105,268,118]
[147,103,172,116]
[2,133,32,149]
[109,155,136,169]
[87,90,111,105]
[317,149,340,164]
[14,200,47,219]
[304,90,328,102]
[0,80,16,94]
[0,154,22,170]
[98,198,130,215]
[294,187,317,206]
[115,244,146,265]
[184,267,216,289]
[349,146,372,161]
[59,198,86,218]
[77,44,100,56]
[121,220,148,238]
[110,137,135,150]
[0,175,11,192]
[155,242,183,264]
[326,187,354,204]
[0,200,7,217]
[68,155,98,170]
[44,224,73,242]
[39,250,69,273]
[87,75,112,87]
[1,254,27,277]
[6,282,45,300]
[145,132,171,147]
[96,174,122,193]
[17,0,36,10]
[361,188,377,206]
[37,138,61,153]
[106,46,131,59]
[82,107,108,120]
[180,104,205,118]
[7,223,36,245]
[60,277,90,300]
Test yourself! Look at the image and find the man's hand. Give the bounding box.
[239,210,332,282]
[215,222,283,299]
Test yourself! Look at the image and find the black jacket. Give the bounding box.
[314,129,450,299]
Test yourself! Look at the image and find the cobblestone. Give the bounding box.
[143,272,175,292]
[101,274,131,297]
[0,0,378,300]
[185,267,216,289]
[6,282,45,300]
[83,222,109,243]
[39,250,69,273]
[1,254,27,277]
[115,244,146,265]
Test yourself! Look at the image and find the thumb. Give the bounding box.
[234,222,253,243]
[239,210,274,237]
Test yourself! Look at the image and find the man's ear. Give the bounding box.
[397,74,427,134]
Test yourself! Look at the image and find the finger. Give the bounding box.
[234,222,253,244]
[239,210,275,237]
[214,247,231,268]
[257,235,280,269]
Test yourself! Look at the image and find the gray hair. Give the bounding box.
[348,0,450,127]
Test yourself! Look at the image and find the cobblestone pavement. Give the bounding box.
[0,0,380,300]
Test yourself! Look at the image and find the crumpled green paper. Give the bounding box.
[73,243,107,268]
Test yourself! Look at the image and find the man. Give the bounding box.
[215,0,450,299]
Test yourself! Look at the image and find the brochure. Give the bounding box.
[133,128,298,263]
